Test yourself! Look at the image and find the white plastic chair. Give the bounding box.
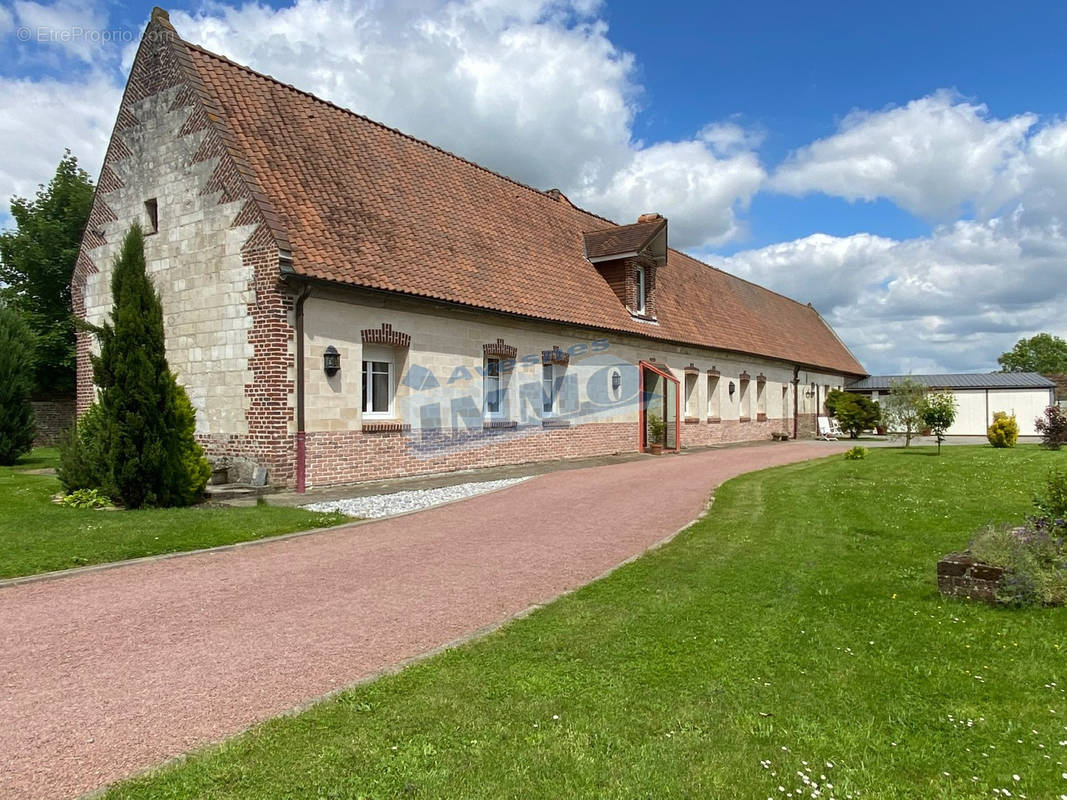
[817,416,840,440]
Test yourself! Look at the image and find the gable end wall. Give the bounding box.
[72,20,295,483]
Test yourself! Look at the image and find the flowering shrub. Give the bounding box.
[969,470,1067,606]
[986,411,1019,448]
[843,446,868,460]
[1035,405,1067,450]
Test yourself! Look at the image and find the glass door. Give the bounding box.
[640,362,680,452]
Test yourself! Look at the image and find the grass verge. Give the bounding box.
[103,445,1067,799]
[0,449,348,579]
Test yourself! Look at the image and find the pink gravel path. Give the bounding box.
[0,441,841,799]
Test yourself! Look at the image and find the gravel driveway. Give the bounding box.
[0,441,843,799]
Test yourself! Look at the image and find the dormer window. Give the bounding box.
[583,213,667,320]
[635,265,646,315]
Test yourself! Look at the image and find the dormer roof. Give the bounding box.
[583,216,667,264]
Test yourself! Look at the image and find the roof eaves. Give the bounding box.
[282,271,867,377]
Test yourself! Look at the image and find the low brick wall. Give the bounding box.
[30,397,75,447]
[937,552,1005,602]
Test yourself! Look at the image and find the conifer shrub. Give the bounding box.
[57,403,109,493]
[0,306,37,465]
[82,224,210,507]
[986,411,1019,448]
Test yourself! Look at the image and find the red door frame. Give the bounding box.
[637,360,681,453]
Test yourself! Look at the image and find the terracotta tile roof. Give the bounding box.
[583,219,665,260]
[180,37,866,376]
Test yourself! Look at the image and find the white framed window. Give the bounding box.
[684,372,697,417]
[542,363,564,417]
[361,345,395,418]
[634,265,646,315]
[484,356,506,419]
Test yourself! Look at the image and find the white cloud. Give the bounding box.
[772,91,1037,220]
[11,0,111,64]
[573,139,765,246]
[167,0,765,249]
[713,215,1067,374]
[0,72,120,216]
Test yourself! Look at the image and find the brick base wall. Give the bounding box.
[303,422,637,487]
[30,398,76,447]
[196,415,807,489]
[681,416,790,447]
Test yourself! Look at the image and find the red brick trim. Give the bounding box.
[707,416,722,424]
[362,323,411,348]
[362,421,411,433]
[683,363,700,374]
[646,356,670,371]
[706,368,720,377]
[739,371,751,381]
[684,417,701,424]
[483,420,518,430]
[756,372,767,385]
[483,338,518,358]
[756,413,768,422]
[542,418,571,428]
[739,416,751,423]
[541,345,570,366]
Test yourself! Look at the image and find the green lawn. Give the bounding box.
[103,446,1067,800]
[0,449,348,579]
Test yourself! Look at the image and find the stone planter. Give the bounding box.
[937,552,1005,603]
[648,443,664,455]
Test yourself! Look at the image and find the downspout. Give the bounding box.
[792,366,800,439]
[294,283,312,493]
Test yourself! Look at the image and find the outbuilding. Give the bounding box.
[846,373,1056,436]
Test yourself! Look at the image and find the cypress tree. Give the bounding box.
[90,224,209,507]
[0,306,36,465]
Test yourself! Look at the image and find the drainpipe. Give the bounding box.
[792,366,800,439]
[294,283,312,493]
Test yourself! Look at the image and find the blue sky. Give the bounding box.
[2,0,1066,375]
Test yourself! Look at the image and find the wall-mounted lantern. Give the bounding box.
[728,380,736,396]
[323,345,341,376]
[611,370,622,392]
[805,381,816,398]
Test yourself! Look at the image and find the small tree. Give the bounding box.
[825,389,880,439]
[0,150,94,396]
[0,306,37,464]
[987,412,1019,448]
[88,224,210,507]
[1035,406,1067,451]
[881,377,926,447]
[920,391,958,455]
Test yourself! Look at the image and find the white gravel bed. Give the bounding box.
[302,477,530,518]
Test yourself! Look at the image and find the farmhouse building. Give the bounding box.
[73,8,866,489]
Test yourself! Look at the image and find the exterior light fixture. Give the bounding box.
[611,370,622,392]
[323,345,341,376]
[728,381,736,396]
[805,381,816,398]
